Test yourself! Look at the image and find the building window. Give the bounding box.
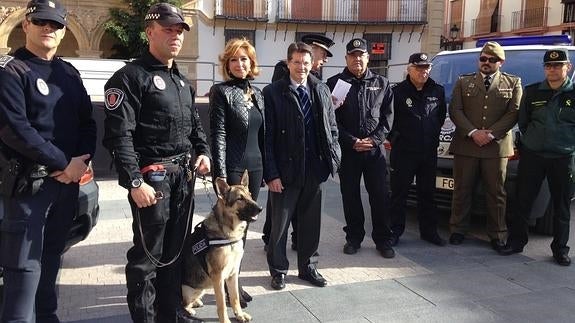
[474,0,500,34]
[224,29,256,46]
[564,3,575,23]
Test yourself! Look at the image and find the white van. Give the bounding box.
[63,58,127,102]
[427,36,575,234]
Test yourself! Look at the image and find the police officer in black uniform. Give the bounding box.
[264,34,335,251]
[389,53,447,247]
[102,3,210,322]
[0,0,97,321]
[326,38,395,258]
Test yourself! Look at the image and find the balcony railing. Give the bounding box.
[277,0,427,24]
[471,15,502,35]
[511,7,548,30]
[215,0,268,21]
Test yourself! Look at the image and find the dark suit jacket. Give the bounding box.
[263,75,340,187]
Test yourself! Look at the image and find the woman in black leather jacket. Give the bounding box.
[208,38,264,307]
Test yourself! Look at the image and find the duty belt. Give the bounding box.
[139,153,190,171]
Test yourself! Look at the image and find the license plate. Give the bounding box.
[436,176,454,190]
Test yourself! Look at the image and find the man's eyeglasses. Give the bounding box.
[544,63,566,69]
[29,18,64,30]
[479,56,500,64]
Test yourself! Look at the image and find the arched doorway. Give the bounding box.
[6,21,80,57]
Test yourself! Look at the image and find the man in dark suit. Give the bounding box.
[448,41,522,251]
[263,42,341,290]
[264,34,335,252]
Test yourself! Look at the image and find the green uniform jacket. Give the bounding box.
[449,71,522,158]
[519,78,575,157]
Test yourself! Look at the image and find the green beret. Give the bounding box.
[481,41,505,61]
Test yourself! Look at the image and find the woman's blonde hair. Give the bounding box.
[219,38,260,80]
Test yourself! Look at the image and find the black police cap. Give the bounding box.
[301,34,335,57]
[145,3,190,31]
[26,0,67,27]
[544,48,569,64]
[408,53,432,66]
[346,38,368,54]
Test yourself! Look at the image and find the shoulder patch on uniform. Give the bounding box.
[459,72,475,79]
[104,88,125,110]
[0,55,14,68]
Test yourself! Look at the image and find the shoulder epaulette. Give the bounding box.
[459,72,475,79]
[501,71,519,78]
[0,55,14,69]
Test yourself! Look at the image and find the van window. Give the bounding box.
[430,49,575,102]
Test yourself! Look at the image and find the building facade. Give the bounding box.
[443,0,575,50]
[1,0,445,92]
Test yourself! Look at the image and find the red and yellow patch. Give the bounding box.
[104,88,125,110]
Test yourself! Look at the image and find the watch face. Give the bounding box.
[131,178,143,188]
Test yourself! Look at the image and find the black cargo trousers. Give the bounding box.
[125,161,194,323]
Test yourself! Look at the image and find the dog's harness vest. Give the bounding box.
[190,222,242,274]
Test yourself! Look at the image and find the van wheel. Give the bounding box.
[534,202,554,236]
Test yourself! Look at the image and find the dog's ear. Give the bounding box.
[240,170,249,187]
[214,177,229,199]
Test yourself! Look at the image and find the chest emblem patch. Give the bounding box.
[406,98,413,108]
[104,88,125,110]
[36,78,49,95]
[180,79,185,87]
[153,75,166,90]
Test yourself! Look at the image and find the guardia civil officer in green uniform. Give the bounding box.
[448,41,522,251]
[501,49,575,266]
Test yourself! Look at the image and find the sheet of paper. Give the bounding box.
[331,79,351,109]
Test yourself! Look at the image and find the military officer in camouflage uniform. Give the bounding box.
[448,41,522,251]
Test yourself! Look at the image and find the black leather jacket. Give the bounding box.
[209,79,265,179]
[263,75,341,186]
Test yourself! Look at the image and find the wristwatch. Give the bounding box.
[131,178,144,188]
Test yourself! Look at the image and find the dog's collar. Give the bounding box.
[208,238,242,247]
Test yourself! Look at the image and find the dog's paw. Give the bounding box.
[191,299,204,308]
[183,304,196,315]
[235,311,252,322]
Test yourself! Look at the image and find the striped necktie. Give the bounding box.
[297,85,312,125]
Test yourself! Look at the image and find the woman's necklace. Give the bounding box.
[244,86,254,109]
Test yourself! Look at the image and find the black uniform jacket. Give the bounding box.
[0,47,96,170]
[103,51,210,188]
[263,75,341,186]
[390,76,447,152]
[209,78,265,179]
[326,68,394,154]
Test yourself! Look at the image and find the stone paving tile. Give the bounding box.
[395,269,531,303]
[476,287,575,323]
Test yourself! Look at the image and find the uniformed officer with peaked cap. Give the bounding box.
[389,52,447,247]
[448,41,522,251]
[0,0,96,321]
[103,3,210,322]
[501,48,575,266]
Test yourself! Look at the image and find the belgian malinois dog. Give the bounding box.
[182,171,261,323]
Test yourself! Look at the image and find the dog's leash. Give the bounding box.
[134,166,197,268]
